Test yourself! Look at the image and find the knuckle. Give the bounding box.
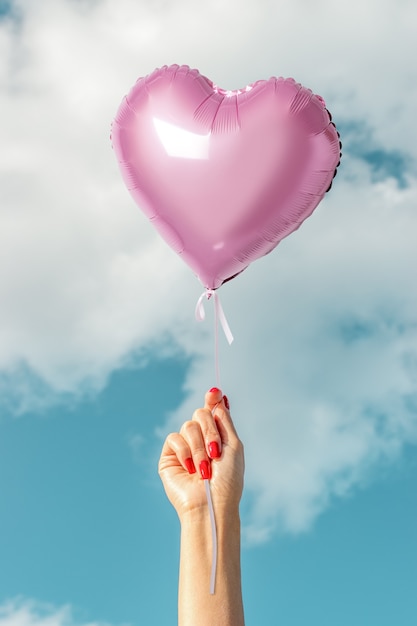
[181,419,197,435]
[192,407,209,422]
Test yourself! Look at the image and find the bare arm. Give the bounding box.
[159,388,245,626]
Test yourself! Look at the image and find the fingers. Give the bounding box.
[160,432,196,475]
[192,407,222,463]
[180,420,212,479]
[205,386,223,407]
[160,414,220,481]
[160,387,241,481]
[204,387,239,444]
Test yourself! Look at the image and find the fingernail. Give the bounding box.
[208,441,221,459]
[209,387,220,393]
[199,460,211,480]
[185,457,196,474]
[223,394,230,410]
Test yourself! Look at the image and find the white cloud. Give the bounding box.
[0,598,117,626]
[0,0,416,536]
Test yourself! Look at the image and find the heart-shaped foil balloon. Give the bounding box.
[112,65,341,290]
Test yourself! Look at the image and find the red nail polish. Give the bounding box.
[208,441,221,459]
[185,457,196,474]
[199,460,211,480]
[223,394,230,410]
[209,387,220,393]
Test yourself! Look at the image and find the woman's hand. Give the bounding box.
[158,387,244,521]
[159,387,246,625]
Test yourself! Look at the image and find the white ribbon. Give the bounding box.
[195,293,233,595]
[205,477,217,594]
[195,289,234,345]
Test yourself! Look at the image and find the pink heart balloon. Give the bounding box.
[112,65,341,290]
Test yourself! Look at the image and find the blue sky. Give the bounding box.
[1,358,416,626]
[1,1,417,625]
[1,359,416,625]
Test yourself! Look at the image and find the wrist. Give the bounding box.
[180,503,241,545]
[179,500,240,524]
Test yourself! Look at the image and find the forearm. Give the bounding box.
[178,506,244,626]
